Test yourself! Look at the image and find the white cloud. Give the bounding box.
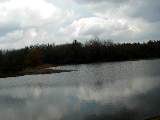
[61,16,145,42]
[0,0,160,48]
[0,28,51,49]
[0,0,63,27]
[0,0,76,48]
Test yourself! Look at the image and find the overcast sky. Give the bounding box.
[0,0,160,49]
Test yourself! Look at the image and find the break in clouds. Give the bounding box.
[0,0,160,49]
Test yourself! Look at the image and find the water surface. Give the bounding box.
[0,59,160,120]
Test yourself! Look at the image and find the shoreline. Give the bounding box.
[0,65,76,78]
[0,58,160,78]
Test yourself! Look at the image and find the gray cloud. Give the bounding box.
[0,0,160,49]
[0,24,19,37]
[127,0,160,22]
[74,0,128,4]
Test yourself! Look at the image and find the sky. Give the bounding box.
[0,0,160,49]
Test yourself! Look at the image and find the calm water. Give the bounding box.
[0,59,160,120]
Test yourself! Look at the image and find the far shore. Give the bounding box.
[1,40,160,78]
[0,64,76,78]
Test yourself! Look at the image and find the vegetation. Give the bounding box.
[0,39,160,77]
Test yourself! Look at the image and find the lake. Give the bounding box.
[0,59,160,120]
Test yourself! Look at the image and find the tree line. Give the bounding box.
[0,39,160,76]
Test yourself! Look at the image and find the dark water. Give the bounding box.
[0,59,160,120]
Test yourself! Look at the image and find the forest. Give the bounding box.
[0,39,160,77]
